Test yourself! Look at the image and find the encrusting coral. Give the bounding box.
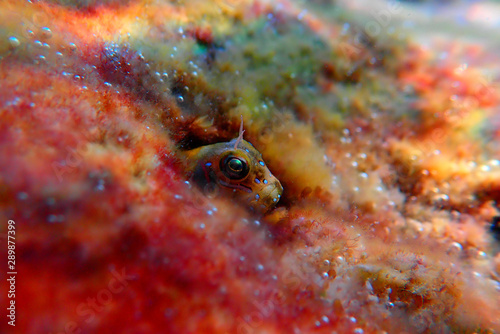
[0,0,499,333]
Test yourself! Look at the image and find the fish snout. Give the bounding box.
[249,180,283,212]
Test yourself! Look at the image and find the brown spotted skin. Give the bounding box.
[184,138,283,213]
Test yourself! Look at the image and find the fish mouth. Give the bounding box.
[259,182,283,206]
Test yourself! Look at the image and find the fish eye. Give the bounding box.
[220,155,249,180]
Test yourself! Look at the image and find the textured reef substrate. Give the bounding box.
[1,0,500,333]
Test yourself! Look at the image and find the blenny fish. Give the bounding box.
[183,120,283,213]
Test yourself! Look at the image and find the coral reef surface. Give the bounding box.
[1,0,500,333]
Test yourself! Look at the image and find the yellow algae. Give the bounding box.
[239,113,333,198]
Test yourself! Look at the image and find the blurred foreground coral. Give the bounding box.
[0,0,500,333]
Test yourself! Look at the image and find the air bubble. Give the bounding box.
[35,55,46,64]
[8,36,20,48]
[448,242,463,254]
[480,165,491,172]
[433,194,449,202]
[17,192,28,200]
[177,96,184,103]
[41,27,52,39]
[47,215,58,223]
[341,22,350,35]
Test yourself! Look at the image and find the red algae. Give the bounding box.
[1,0,500,333]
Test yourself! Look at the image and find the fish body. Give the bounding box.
[184,138,283,212]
